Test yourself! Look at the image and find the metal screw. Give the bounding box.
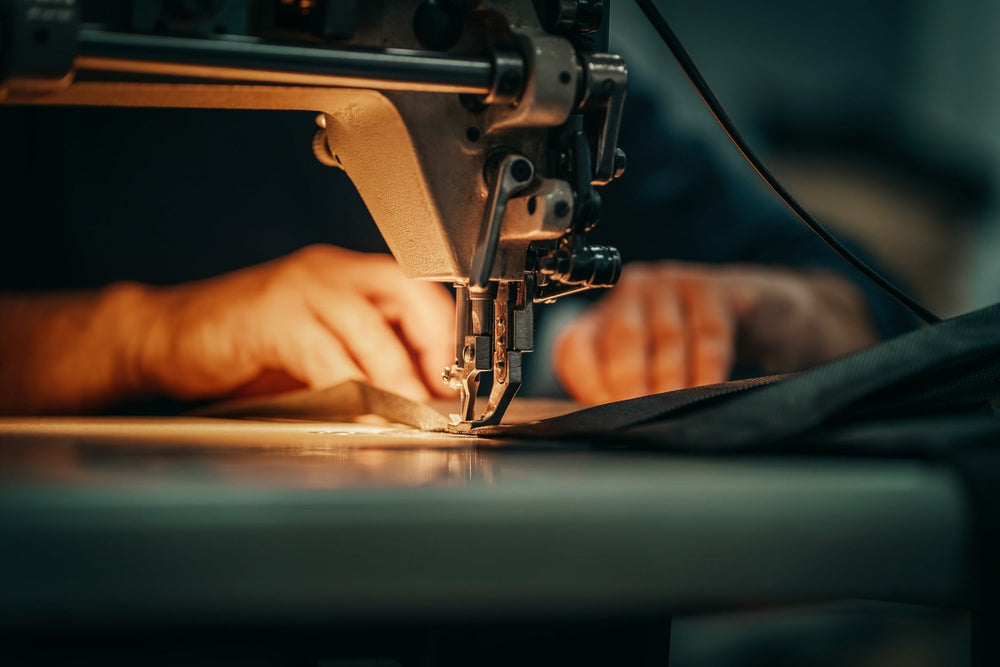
[511,159,532,183]
[462,344,475,364]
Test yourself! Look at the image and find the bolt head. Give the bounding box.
[511,159,532,183]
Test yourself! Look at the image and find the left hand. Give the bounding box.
[553,261,878,404]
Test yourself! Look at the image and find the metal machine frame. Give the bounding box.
[0,0,628,427]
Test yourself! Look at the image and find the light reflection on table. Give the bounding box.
[0,416,501,489]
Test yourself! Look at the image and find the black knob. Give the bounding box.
[541,245,621,287]
[572,244,621,287]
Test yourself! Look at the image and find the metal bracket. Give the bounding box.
[578,52,627,185]
[469,152,536,289]
[445,280,534,431]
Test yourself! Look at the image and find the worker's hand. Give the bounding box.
[553,261,878,404]
[134,245,455,403]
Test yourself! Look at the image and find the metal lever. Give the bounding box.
[578,53,628,186]
[469,153,535,289]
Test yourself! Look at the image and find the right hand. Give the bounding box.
[134,244,456,402]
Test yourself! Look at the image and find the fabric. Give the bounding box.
[193,379,452,431]
[480,302,1000,453]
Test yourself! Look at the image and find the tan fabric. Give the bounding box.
[194,379,453,431]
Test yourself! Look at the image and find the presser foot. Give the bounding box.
[442,281,532,431]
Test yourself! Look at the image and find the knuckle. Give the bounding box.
[262,264,308,299]
[619,263,655,288]
[651,319,683,347]
[293,244,355,272]
[604,317,645,342]
[298,243,338,260]
[291,244,325,264]
[654,262,682,281]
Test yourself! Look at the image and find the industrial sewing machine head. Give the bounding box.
[0,0,626,428]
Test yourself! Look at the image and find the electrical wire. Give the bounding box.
[632,0,941,324]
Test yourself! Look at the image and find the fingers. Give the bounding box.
[306,287,432,401]
[554,313,613,405]
[681,274,735,387]
[555,268,655,404]
[230,247,736,407]
[267,315,366,390]
[554,263,740,404]
[647,277,687,392]
[380,279,455,397]
[597,286,651,401]
[299,246,455,397]
[144,246,453,403]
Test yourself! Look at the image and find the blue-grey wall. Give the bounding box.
[610,0,1000,306]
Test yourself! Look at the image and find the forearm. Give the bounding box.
[0,283,154,414]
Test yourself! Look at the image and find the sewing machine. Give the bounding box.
[0,0,626,427]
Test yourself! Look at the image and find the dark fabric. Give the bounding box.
[484,302,1000,647]
[487,374,786,438]
[479,302,1000,452]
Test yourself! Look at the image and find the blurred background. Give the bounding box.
[613,0,999,317]
[613,3,980,663]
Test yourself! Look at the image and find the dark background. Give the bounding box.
[3,0,997,315]
[613,0,999,316]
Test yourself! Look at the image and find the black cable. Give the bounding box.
[633,0,941,324]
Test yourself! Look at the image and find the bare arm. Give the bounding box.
[0,245,455,415]
[0,284,152,413]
